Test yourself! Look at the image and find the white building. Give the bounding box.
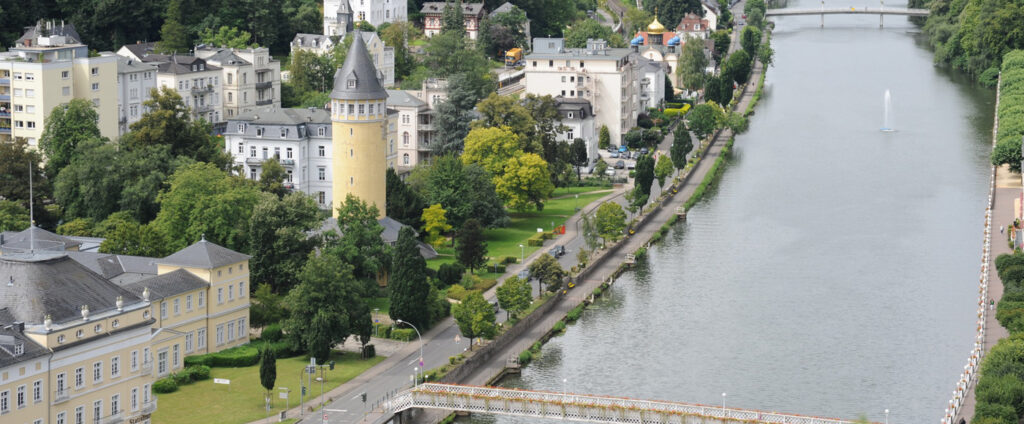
[147,55,223,123]
[638,57,667,110]
[288,33,393,88]
[524,38,639,144]
[421,2,487,40]
[115,56,157,135]
[386,78,447,171]
[702,0,720,31]
[324,0,354,36]
[224,107,336,209]
[554,97,598,165]
[195,46,282,119]
[290,33,336,56]
[351,0,408,27]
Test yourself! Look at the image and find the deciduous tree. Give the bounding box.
[452,290,496,349]
[258,159,289,198]
[571,138,589,180]
[496,276,532,320]
[99,220,171,257]
[199,26,252,48]
[495,153,555,211]
[324,194,390,288]
[564,19,626,48]
[456,218,488,272]
[123,87,229,167]
[386,168,426,227]
[39,99,103,180]
[0,200,29,232]
[654,155,674,187]
[741,26,762,57]
[634,154,656,197]
[595,202,627,245]
[677,38,708,93]
[528,253,566,292]
[284,252,363,362]
[462,127,523,176]
[670,125,693,170]
[421,204,452,248]
[249,192,323,293]
[687,103,719,140]
[389,227,432,328]
[0,139,50,223]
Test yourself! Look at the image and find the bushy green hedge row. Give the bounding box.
[527,233,545,246]
[974,252,1024,423]
[389,328,417,341]
[153,365,211,393]
[992,51,1024,170]
[184,341,300,368]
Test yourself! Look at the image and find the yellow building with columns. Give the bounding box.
[329,31,389,218]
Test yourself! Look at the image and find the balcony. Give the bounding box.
[0,112,10,118]
[245,157,265,165]
[54,388,70,403]
[191,85,214,94]
[255,99,273,106]
[0,95,9,101]
[0,78,9,85]
[0,128,11,135]
[141,398,158,414]
[279,158,295,166]
[195,104,213,113]
[255,81,272,90]
[417,123,433,131]
[100,410,124,424]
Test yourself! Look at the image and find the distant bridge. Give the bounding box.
[766,5,930,27]
[388,383,866,424]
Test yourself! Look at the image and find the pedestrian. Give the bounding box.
[1001,225,1005,234]
[991,298,995,310]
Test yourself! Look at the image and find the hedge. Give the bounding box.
[184,340,300,368]
[487,262,507,273]
[389,328,417,342]
[153,377,178,393]
[502,256,518,264]
[527,234,545,246]
[261,324,283,342]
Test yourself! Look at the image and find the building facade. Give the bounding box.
[351,0,408,27]
[329,32,389,218]
[224,108,336,209]
[0,21,118,146]
[554,97,598,166]
[195,46,282,119]
[147,55,224,123]
[116,57,158,135]
[0,226,251,424]
[421,2,487,39]
[324,0,355,36]
[386,78,447,171]
[524,38,638,144]
[290,34,336,56]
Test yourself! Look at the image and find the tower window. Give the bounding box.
[347,79,356,88]
[350,149,354,157]
[348,104,354,115]
[350,177,354,185]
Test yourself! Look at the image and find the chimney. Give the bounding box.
[13,322,24,333]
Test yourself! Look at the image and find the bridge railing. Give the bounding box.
[391,383,863,424]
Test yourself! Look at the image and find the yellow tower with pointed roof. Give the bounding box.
[329,31,389,218]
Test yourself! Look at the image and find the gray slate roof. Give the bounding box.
[143,55,221,74]
[422,2,485,16]
[0,314,49,368]
[231,107,332,125]
[122,269,208,301]
[0,255,141,325]
[17,22,83,45]
[386,90,426,108]
[158,239,250,269]
[293,33,334,47]
[117,56,157,73]
[65,251,158,280]
[330,31,388,101]
[200,49,251,67]
[554,96,593,118]
[490,2,518,16]
[1,227,81,251]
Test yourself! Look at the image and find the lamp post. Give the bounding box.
[884,409,889,424]
[414,367,419,388]
[721,393,726,417]
[562,378,567,398]
[395,319,423,385]
[575,194,579,211]
[519,244,525,263]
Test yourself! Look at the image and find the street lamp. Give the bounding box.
[519,244,525,263]
[884,409,889,424]
[575,194,579,211]
[562,378,568,398]
[414,367,419,388]
[395,319,423,385]
[721,393,726,416]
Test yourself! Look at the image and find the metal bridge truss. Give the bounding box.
[389,383,863,424]
[765,7,930,16]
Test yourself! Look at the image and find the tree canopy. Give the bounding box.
[284,251,364,362]
[677,37,709,92]
[564,19,626,48]
[595,202,627,244]
[456,218,488,272]
[389,227,432,328]
[452,290,496,349]
[249,192,323,293]
[39,99,104,180]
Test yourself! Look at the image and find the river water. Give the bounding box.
[462,2,996,422]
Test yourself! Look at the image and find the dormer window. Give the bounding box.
[347,79,357,89]
[76,329,84,338]
[94,324,102,333]
[57,335,66,344]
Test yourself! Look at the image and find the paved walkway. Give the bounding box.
[404,59,765,424]
[954,167,1017,423]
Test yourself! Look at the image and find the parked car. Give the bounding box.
[640,147,649,155]
[615,160,626,169]
[605,169,616,176]
[518,269,531,280]
[627,162,636,170]
[610,152,620,158]
[549,245,566,257]
[618,145,629,153]
[607,145,618,153]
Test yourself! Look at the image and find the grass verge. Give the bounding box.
[152,351,385,424]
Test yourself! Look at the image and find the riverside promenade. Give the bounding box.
[401,59,765,424]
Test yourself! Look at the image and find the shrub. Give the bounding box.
[518,350,533,366]
[531,341,542,352]
[487,262,507,273]
[153,377,178,393]
[566,304,584,322]
[437,263,465,286]
[472,278,497,292]
[183,341,300,368]
[974,400,1017,423]
[186,365,211,381]
[172,371,191,385]
[552,321,566,333]
[390,328,417,341]
[449,356,458,365]
[362,344,376,358]
[635,247,648,259]
[447,284,469,301]
[502,256,518,264]
[527,234,545,246]
[261,324,283,342]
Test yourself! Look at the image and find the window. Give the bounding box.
[287,170,293,182]
[93,400,101,423]
[16,385,24,408]
[403,132,409,145]
[347,104,354,115]
[111,356,120,378]
[57,373,66,393]
[174,298,180,315]
[0,390,7,413]
[92,98,99,107]
[217,288,223,303]
[91,67,98,75]
[32,380,40,403]
[228,92,233,103]
[25,89,34,98]
[568,112,574,119]
[350,176,354,186]
[12,72,21,80]
[74,367,84,388]
[198,291,205,307]
[256,128,264,137]
[216,325,224,345]
[227,322,235,341]
[91,83,99,91]
[561,76,566,82]
[93,361,102,383]
[250,169,257,180]
[549,60,553,67]
[238,318,247,338]
[173,344,180,367]
[318,191,326,204]
[131,351,139,371]
[12,88,21,97]
[358,104,365,114]
[157,350,168,375]
[198,328,207,349]
[280,128,287,138]
[57,411,66,424]
[186,294,193,311]
[239,281,245,297]
[160,302,167,319]
[185,332,194,353]
[143,347,150,365]
[12,104,22,112]
[568,130,574,139]
[250,146,257,157]
[318,145,325,156]
[403,153,409,165]
[24,72,34,81]
[228,284,234,300]
[131,388,139,411]
[75,406,83,424]
[318,167,326,181]
[111,394,120,416]
[286,147,293,159]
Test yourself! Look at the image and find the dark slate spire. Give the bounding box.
[329,31,388,101]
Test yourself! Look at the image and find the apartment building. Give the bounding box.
[115,56,158,135]
[290,34,336,56]
[386,78,447,171]
[0,21,118,146]
[224,107,336,209]
[524,38,639,143]
[421,2,487,39]
[0,225,252,424]
[554,96,598,165]
[351,0,408,27]
[323,0,355,37]
[195,46,282,119]
[146,54,223,123]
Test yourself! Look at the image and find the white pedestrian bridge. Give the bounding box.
[389,383,865,424]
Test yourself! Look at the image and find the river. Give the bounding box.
[461,1,996,422]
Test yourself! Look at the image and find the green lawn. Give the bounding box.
[152,351,385,424]
[367,297,391,315]
[552,186,613,197]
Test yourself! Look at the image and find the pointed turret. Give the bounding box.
[330,31,388,101]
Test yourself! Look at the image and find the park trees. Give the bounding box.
[421,204,452,248]
[99,219,170,257]
[456,218,488,272]
[284,252,363,362]
[722,50,752,85]
[258,159,289,198]
[571,138,589,180]
[564,19,626,48]
[473,94,535,145]
[199,26,252,48]
[599,125,611,149]
[495,153,555,211]
[677,38,708,93]
[0,201,29,232]
[478,5,528,58]
[462,127,523,176]
[324,195,390,288]
[158,0,190,53]
[529,253,567,292]
[249,192,323,293]
[671,124,694,170]
[39,99,104,180]
[452,291,497,349]
[496,276,532,320]
[424,155,508,228]
[741,26,762,57]
[259,344,277,406]
[386,168,427,228]
[655,155,674,187]
[687,103,721,140]
[634,154,656,197]
[595,202,627,245]
[389,227,432,329]
[123,87,229,166]
[710,30,731,60]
